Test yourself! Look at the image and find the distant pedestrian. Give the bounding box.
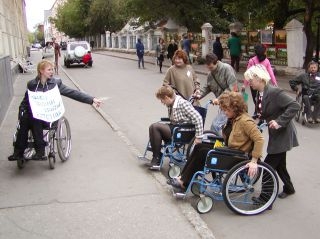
[167,39,178,63]
[136,38,145,69]
[156,38,166,73]
[90,41,94,49]
[182,34,192,64]
[52,37,61,75]
[227,32,241,72]
[213,37,223,61]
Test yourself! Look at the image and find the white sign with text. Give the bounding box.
[28,85,65,122]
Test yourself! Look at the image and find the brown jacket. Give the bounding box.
[228,113,264,159]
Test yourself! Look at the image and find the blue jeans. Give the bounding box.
[210,110,228,136]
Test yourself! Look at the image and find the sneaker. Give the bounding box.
[32,149,46,160]
[316,118,320,123]
[146,156,160,167]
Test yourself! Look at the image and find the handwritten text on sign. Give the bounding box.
[28,85,65,122]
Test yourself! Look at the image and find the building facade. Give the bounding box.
[0,0,28,58]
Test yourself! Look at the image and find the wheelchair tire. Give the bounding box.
[196,196,214,214]
[168,164,181,179]
[48,154,56,169]
[222,161,278,215]
[186,130,218,157]
[17,159,26,169]
[56,117,72,161]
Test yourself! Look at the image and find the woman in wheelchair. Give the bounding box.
[8,60,102,161]
[147,85,204,168]
[167,91,264,191]
[289,61,320,124]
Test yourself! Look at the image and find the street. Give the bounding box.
[1,50,319,239]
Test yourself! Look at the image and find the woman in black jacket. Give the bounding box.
[8,60,102,161]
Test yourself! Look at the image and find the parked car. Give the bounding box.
[60,41,67,50]
[64,41,91,68]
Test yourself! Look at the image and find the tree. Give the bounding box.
[125,0,230,32]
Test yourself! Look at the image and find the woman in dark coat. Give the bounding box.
[244,64,299,199]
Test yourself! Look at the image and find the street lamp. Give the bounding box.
[316,15,320,69]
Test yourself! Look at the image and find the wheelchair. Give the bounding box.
[138,100,214,178]
[173,148,279,215]
[295,92,320,126]
[13,116,72,169]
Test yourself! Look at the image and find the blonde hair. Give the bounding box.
[37,60,54,78]
[244,64,270,84]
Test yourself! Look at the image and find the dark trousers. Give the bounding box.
[138,55,144,68]
[149,123,171,159]
[303,95,320,119]
[181,143,212,188]
[230,55,240,72]
[264,152,295,194]
[15,113,46,154]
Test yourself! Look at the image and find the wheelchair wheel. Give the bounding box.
[48,153,56,169]
[186,130,218,157]
[56,117,72,161]
[196,196,214,214]
[168,164,181,179]
[222,161,278,215]
[17,159,26,169]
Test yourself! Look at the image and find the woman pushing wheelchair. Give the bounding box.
[8,60,102,162]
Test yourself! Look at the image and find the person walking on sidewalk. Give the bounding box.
[243,44,278,117]
[8,60,102,161]
[227,32,241,72]
[52,37,61,75]
[167,39,178,63]
[163,50,200,100]
[182,34,192,64]
[194,53,239,136]
[244,64,299,199]
[213,36,223,61]
[156,38,166,73]
[136,38,145,69]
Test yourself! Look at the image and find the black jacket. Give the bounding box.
[19,77,94,116]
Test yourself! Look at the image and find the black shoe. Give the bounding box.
[146,157,160,167]
[278,191,294,199]
[8,152,23,161]
[32,149,46,160]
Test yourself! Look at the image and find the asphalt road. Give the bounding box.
[62,52,319,239]
[1,50,319,239]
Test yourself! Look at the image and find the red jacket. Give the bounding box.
[82,53,92,64]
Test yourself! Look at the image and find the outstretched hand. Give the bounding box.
[93,98,102,107]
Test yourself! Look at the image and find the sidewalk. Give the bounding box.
[94,49,301,93]
[0,52,215,238]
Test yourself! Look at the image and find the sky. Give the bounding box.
[25,0,56,31]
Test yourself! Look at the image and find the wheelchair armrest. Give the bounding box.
[160,117,170,122]
[214,147,246,156]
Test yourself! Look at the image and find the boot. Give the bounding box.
[32,148,46,160]
[8,149,23,161]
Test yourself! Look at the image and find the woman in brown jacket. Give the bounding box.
[168,91,264,190]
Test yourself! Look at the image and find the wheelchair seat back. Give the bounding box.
[171,125,196,144]
[205,147,249,171]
